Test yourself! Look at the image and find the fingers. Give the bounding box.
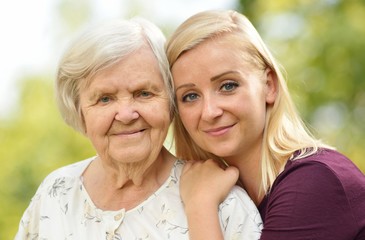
[182,159,239,183]
[181,160,195,175]
[180,159,240,207]
[224,166,239,186]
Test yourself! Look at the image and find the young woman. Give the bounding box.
[166,10,365,239]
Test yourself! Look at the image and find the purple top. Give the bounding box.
[258,148,365,240]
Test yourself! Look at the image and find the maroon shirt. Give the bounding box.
[258,148,365,240]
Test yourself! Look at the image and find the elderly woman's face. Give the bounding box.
[79,45,171,164]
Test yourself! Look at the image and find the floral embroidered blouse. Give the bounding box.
[15,157,262,240]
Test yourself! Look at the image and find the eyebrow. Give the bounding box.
[175,70,240,93]
[211,70,240,82]
[175,83,196,93]
[87,90,104,102]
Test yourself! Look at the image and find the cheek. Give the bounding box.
[146,101,171,128]
[178,104,199,131]
[82,109,93,133]
[83,108,113,135]
[244,98,267,130]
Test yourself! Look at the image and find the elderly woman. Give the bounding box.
[15,17,262,239]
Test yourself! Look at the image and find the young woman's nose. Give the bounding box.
[201,96,223,122]
[115,100,139,123]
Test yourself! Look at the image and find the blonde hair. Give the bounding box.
[166,10,331,196]
[56,17,174,133]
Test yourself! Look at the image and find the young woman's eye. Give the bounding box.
[182,93,199,102]
[221,82,239,92]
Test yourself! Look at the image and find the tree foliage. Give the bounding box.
[0,78,95,238]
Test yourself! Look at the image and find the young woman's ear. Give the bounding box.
[265,68,278,104]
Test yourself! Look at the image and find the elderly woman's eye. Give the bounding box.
[141,91,151,97]
[99,96,110,103]
[138,90,154,98]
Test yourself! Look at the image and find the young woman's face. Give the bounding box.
[171,37,277,163]
[79,46,171,165]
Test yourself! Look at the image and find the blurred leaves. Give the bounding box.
[0,77,95,238]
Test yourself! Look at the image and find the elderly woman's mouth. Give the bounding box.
[113,129,147,136]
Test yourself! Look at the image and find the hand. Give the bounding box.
[180,159,239,209]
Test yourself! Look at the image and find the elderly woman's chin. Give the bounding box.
[102,144,165,165]
[93,129,168,165]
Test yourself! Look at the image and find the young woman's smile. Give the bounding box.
[203,123,237,137]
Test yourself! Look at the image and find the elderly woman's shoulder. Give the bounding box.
[36,156,95,192]
[46,156,95,179]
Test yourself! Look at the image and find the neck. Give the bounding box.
[83,147,176,210]
[224,148,263,206]
[105,147,175,187]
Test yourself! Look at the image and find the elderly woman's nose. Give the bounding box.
[115,100,140,123]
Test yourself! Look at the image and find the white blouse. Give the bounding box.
[15,157,262,239]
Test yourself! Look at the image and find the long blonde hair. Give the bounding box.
[166,10,331,196]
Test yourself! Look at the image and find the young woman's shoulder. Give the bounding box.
[286,148,364,191]
[260,148,365,239]
[278,148,365,213]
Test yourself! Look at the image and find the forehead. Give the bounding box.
[172,35,258,76]
[85,45,164,89]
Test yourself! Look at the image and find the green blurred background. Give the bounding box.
[1,0,364,238]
